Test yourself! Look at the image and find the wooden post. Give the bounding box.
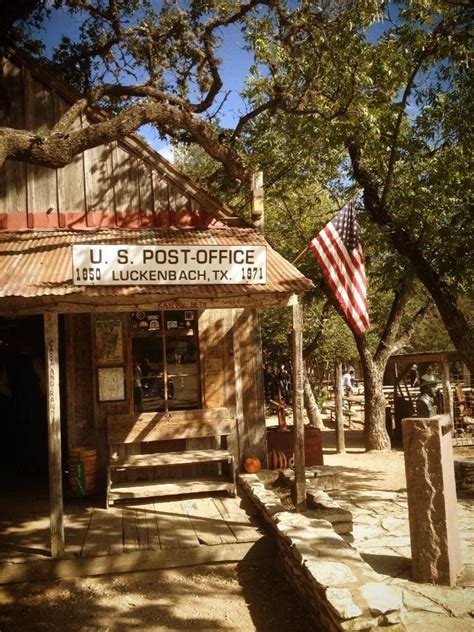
[335,362,346,453]
[292,300,306,511]
[441,360,454,424]
[44,312,65,557]
[251,172,264,236]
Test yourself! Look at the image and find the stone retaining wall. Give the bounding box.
[239,472,404,631]
[454,458,474,496]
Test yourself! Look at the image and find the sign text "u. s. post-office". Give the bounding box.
[72,245,267,285]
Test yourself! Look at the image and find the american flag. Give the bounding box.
[309,200,370,335]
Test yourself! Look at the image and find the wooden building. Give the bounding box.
[0,48,312,556]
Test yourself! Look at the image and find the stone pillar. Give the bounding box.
[402,414,463,585]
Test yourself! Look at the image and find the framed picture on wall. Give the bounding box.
[98,366,126,402]
[95,319,123,365]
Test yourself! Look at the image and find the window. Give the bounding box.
[131,310,199,412]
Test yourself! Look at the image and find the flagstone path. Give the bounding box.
[323,435,474,630]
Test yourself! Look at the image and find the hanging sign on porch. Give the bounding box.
[72,244,267,285]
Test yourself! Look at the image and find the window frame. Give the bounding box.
[130,310,201,413]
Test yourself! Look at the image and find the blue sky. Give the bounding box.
[34,7,254,162]
[31,3,404,163]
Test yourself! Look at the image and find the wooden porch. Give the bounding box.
[0,480,268,585]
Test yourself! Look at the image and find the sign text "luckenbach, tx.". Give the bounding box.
[72,245,267,285]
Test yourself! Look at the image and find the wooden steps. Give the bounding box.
[109,449,233,470]
[108,477,236,504]
[106,409,236,507]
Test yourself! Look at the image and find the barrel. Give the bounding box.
[68,447,97,495]
[266,427,324,467]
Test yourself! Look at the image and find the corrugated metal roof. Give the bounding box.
[0,228,313,303]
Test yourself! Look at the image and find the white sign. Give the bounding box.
[72,244,267,286]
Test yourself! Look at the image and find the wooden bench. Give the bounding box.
[321,404,357,426]
[106,408,236,507]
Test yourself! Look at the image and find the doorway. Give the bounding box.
[0,316,48,478]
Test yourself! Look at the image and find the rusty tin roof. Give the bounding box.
[0,228,313,309]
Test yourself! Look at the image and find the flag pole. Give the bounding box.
[291,189,363,265]
[291,246,309,266]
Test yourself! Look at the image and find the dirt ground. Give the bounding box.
[322,426,473,492]
[0,559,313,632]
[1,426,472,632]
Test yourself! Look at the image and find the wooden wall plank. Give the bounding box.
[1,56,225,230]
[152,170,170,225]
[55,95,86,227]
[198,309,240,469]
[199,310,235,410]
[138,162,154,226]
[232,308,267,465]
[66,314,95,449]
[91,313,130,478]
[0,59,27,224]
[81,116,95,227]
[250,308,266,458]
[113,145,139,226]
[169,182,192,227]
[24,72,57,229]
[2,58,25,130]
[83,142,116,226]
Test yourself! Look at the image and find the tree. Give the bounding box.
[345,277,432,451]
[244,161,433,451]
[242,0,474,372]
[1,1,472,369]
[0,0,263,183]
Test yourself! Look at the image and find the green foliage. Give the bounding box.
[6,0,472,364]
[241,0,473,291]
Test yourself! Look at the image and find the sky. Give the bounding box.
[33,7,254,162]
[29,3,404,165]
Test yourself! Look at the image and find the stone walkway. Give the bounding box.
[323,436,474,630]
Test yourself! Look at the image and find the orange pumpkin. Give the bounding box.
[243,456,262,473]
[268,449,288,470]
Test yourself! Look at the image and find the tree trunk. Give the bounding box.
[356,339,391,451]
[349,140,474,374]
[383,222,474,374]
[363,363,391,451]
[303,372,324,429]
[410,271,474,375]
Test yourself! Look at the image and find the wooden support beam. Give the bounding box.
[292,301,306,511]
[0,538,274,585]
[334,362,346,454]
[44,312,65,557]
[441,360,454,423]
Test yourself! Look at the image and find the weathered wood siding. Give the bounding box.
[232,308,267,465]
[64,308,267,479]
[64,314,95,451]
[0,52,269,481]
[199,309,236,410]
[197,309,239,469]
[0,56,221,230]
[90,313,131,479]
